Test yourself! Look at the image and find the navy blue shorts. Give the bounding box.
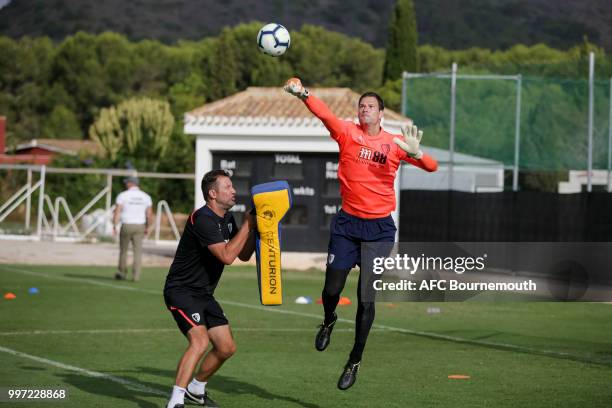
[326,210,397,271]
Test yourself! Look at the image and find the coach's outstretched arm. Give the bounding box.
[284,77,346,137]
[208,213,256,265]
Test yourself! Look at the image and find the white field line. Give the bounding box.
[0,345,167,396]
[0,265,604,364]
[0,328,371,336]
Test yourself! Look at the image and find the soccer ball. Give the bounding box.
[257,23,290,57]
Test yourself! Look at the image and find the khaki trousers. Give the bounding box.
[118,223,146,281]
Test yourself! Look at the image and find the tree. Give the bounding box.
[89,97,174,168]
[226,22,293,89]
[42,105,82,139]
[168,73,206,118]
[383,0,419,83]
[94,32,135,98]
[287,25,383,90]
[206,28,238,100]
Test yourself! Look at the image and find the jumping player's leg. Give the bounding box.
[350,217,396,360]
[322,266,351,323]
[348,272,375,363]
[317,212,360,352]
[315,266,351,352]
[337,273,376,391]
[323,211,360,322]
[338,215,396,390]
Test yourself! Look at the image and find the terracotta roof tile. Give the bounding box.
[187,87,410,124]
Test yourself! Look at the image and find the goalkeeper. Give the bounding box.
[284,78,438,390]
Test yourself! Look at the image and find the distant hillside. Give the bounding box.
[0,0,610,50]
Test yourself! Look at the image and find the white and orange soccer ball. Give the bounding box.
[257,23,290,57]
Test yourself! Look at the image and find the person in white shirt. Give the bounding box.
[113,176,153,282]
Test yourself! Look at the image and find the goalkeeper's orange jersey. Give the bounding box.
[304,94,438,219]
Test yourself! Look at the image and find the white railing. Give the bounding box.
[58,186,109,236]
[0,179,41,224]
[39,194,54,235]
[51,197,80,237]
[155,200,181,244]
[0,164,193,243]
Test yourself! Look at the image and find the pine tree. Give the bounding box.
[383,0,419,83]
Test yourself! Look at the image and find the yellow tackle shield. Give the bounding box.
[251,181,292,305]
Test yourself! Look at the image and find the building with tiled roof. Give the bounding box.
[0,116,102,165]
[10,139,104,157]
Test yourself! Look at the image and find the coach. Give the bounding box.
[163,170,255,408]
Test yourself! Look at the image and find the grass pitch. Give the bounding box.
[1,263,611,407]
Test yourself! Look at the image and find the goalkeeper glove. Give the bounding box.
[393,124,424,159]
[284,77,309,100]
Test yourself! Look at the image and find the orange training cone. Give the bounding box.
[4,292,16,300]
[316,297,352,305]
[338,296,352,306]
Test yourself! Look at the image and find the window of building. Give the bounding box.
[324,179,340,197]
[273,163,303,180]
[232,178,251,195]
[284,205,308,225]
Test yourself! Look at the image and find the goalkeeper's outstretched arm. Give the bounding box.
[404,153,438,172]
[284,77,346,139]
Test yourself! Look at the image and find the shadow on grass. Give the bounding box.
[57,372,164,408]
[212,374,322,408]
[136,367,321,408]
[19,365,46,371]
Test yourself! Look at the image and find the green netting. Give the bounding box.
[404,76,452,152]
[404,75,612,172]
[456,78,516,166]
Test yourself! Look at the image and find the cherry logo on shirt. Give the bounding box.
[381,144,390,156]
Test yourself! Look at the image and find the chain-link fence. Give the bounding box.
[402,56,612,192]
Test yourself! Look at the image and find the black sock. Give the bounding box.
[323,295,338,325]
[322,266,350,324]
[348,275,375,363]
